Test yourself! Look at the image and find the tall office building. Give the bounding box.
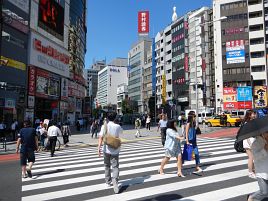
[97,58,128,108]
[213,0,251,113]
[155,25,173,112]
[128,38,152,113]
[188,7,213,111]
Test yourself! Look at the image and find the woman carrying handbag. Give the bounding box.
[185,111,203,174]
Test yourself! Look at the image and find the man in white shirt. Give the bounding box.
[98,112,123,194]
[158,114,168,146]
[47,121,62,157]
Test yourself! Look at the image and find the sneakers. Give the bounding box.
[248,172,256,179]
[193,168,203,175]
[112,179,120,194]
[26,169,32,178]
[106,183,113,188]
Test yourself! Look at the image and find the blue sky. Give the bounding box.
[85,0,212,68]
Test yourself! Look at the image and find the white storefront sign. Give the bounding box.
[28,96,35,108]
[29,32,70,77]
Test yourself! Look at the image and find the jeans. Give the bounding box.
[104,152,119,184]
[49,136,57,156]
[251,178,268,201]
[189,141,200,165]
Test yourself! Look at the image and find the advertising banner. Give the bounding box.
[238,101,252,109]
[237,87,252,102]
[1,56,26,70]
[28,96,35,108]
[226,40,245,64]
[29,32,70,77]
[138,11,149,34]
[2,12,29,34]
[28,66,36,96]
[61,78,68,101]
[254,86,267,108]
[223,102,238,110]
[223,87,237,110]
[36,68,60,99]
[184,54,189,72]
[5,98,15,108]
[162,74,166,104]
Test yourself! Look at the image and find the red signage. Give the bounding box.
[28,66,36,96]
[202,58,206,72]
[184,54,189,72]
[223,87,237,95]
[33,38,69,64]
[224,102,238,110]
[238,101,252,109]
[138,11,149,34]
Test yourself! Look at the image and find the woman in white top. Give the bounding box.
[146,116,151,130]
[158,120,185,177]
[242,110,257,178]
[248,133,268,201]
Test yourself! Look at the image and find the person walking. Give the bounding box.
[16,120,38,178]
[242,109,257,179]
[158,114,168,146]
[98,112,123,194]
[159,120,185,177]
[36,122,47,151]
[247,132,268,201]
[185,111,203,174]
[135,118,141,138]
[47,121,62,157]
[11,120,18,141]
[146,115,151,131]
[91,120,98,138]
[0,121,6,138]
[61,122,71,147]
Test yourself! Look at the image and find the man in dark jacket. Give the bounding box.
[16,121,38,178]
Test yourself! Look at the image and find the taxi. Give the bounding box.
[206,114,241,127]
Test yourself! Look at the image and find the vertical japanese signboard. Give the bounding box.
[162,74,166,104]
[223,87,238,110]
[28,66,36,96]
[226,40,245,64]
[138,11,149,34]
[237,87,252,109]
[254,86,267,108]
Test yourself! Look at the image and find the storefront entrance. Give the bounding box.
[35,98,59,121]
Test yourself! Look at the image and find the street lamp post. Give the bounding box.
[194,16,226,126]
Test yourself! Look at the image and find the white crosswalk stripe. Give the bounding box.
[21,137,258,201]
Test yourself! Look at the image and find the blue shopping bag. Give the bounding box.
[182,144,193,161]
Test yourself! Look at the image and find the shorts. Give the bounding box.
[243,137,254,149]
[20,151,35,166]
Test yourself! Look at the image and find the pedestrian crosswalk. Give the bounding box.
[21,137,258,201]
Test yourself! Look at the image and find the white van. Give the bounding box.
[185,109,213,124]
[230,110,246,119]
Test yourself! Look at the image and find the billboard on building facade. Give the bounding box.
[162,74,166,104]
[254,86,267,108]
[38,0,64,40]
[237,87,252,102]
[223,87,237,110]
[226,40,245,64]
[138,11,149,34]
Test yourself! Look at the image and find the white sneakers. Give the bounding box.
[248,172,256,179]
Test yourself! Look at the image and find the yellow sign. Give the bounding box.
[0,56,26,71]
[162,74,166,104]
[254,86,267,108]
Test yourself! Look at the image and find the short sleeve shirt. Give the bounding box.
[99,121,123,155]
[18,128,37,153]
[159,120,167,128]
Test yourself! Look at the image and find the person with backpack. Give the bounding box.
[135,118,141,138]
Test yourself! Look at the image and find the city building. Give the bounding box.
[117,83,128,115]
[68,0,87,124]
[97,58,128,108]
[128,38,152,113]
[143,46,153,114]
[171,13,190,114]
[213,0,251,113]
[188,7,213,112]
[91,60,106,71]
[247,0,267,86]
[0,0,29,125]
[155,25,173,113]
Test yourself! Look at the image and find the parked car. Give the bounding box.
[206,114,241,127]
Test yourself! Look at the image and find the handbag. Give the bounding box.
[103,134,121,149]
[234,138,245,153]
[182,143,193,161]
